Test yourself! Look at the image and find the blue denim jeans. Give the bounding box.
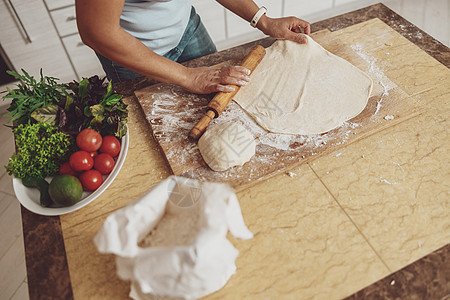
[96,7,217,83]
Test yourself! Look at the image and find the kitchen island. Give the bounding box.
[21,4,449,299]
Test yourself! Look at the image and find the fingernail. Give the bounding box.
[238,80,248,86]
[244,68,251,75]
[244,75,251,81]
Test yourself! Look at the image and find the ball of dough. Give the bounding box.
[198,122,256,172]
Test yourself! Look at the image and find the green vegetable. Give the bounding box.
[2,69,69,125]
[48,175,83,207]
[64,76,128,138]
[30,104,59,125]
[2,70,127,139]
[22,176,52,207]
[5,123,75,179]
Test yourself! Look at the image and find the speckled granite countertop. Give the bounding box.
[21,4,449,300]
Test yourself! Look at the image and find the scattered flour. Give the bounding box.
[286,171,297,177]
[379,177,399,185]
[392,23,424,40]
[219,102,361,152]
[350,43,393,116]
[259,133,300,151]
[145,77,365,183]
[392,161,404,172]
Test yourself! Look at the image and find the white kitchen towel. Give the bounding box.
[94,176,253,299]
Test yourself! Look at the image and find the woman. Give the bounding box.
[76,0,310,94]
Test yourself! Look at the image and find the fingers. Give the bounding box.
[233,66,251,76]
[217,66,251,87]
[293,26,303,34]
[305,24,311,35]
[221,66,251,80]
[264,16,310,44]
[204,66,251,94]
[299,20,311,35]
[184,66,252,94]
[290,18,310,35]
[216,84,236,93]
[284,31,307,44]
[210,66,251,93]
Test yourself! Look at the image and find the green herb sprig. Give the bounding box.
[2,69,69,125]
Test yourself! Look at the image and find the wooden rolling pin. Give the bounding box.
[188,45,266,141]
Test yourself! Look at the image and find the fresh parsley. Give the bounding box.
[5,123,75,179]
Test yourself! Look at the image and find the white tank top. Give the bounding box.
[121,0,191,55]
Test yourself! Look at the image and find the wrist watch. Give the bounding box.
[250,6,267,27]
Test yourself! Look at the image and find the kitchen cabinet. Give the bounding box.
[0,0,104,84]
[0,0,76,82]
[44,0,73,10]
[50,5,78,37]
[49,2,104,80]
[62,34,102,79]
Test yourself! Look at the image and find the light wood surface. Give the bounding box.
[134,29,421,191]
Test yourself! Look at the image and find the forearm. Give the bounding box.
[82,27,188,86]
[216,0,270,33]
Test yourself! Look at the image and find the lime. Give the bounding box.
[48,175,83,206]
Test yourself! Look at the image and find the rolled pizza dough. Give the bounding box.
[233,35,373,135]
[198,122,256,172]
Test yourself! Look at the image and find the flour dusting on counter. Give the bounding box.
[133,80,379,188]
[350,43,395,117]
[133,34,411,188]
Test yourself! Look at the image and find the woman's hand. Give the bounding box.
[258,15,311,44]
[182,66,251,94]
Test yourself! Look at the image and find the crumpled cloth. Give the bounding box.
[94,176,253,299]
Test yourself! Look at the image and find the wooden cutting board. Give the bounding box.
[134,30,420,191]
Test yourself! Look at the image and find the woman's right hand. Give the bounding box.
[182,66,252,94]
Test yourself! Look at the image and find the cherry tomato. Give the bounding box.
[79,170,103,191]
[88,151,98,159]
[99,135,121,157]
[59,162,78,177]
[69,151,94,172]
[94,153,115,175]
[76,128,102,152]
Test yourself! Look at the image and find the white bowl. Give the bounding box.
[13,133,129,216]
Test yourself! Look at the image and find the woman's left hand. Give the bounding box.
[258,16,311,44]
